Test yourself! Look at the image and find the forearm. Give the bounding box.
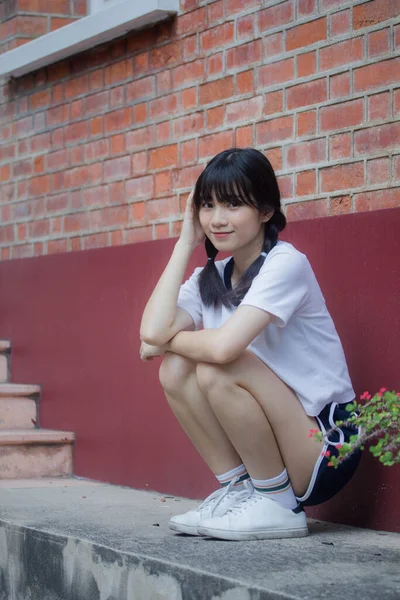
[167,329,225,363]
[140,240,194,344]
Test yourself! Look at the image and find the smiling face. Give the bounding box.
[198,193,271,256]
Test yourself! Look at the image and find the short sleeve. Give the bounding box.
[176,267,203,330]
[240,251,309,327]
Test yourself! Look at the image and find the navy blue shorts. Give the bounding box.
[296,402,362,507]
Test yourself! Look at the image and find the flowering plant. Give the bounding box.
[311,388,400,468]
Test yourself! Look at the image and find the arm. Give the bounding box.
[140,191,204,346]
[167,305,275,363]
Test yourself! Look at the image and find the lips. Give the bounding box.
[212,231,233,237]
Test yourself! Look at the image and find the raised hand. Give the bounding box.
[179,189,205,249]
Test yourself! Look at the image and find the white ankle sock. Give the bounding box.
[216,464,250,490]
[251,469,298,510]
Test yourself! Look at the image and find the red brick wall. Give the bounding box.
[0,0,87,54]
[0,0,399,261]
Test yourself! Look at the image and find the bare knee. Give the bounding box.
[196,362,227,395]
[159,353,195,394]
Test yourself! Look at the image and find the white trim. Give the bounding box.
[0,0,179,80]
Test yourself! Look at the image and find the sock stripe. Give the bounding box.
[254,480,291,494]
[221,472,250,486]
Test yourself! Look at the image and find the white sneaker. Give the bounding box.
[169,477,253,536]
[197,491,308,540]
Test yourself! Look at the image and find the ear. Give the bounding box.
[261,210,274,223]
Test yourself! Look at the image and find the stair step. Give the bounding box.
[0,383,40,396]
[0,397,37,429]
[0,429,75,479]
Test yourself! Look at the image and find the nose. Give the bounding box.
[210,204,229,228]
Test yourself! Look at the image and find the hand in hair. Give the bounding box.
[179,189,205,249]
[140,340,169,361]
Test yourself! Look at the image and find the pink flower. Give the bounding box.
[308,428,319,438]
[396,393,400,398]
[360,391,369,400]
[325,450,331,458]
[336,444,343,450]
[366,393,371,400]
[327,461,334,467]
[379,387,387,394]
[377,393,383,399]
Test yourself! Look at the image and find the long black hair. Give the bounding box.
[192,147,286,308]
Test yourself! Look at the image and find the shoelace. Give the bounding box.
[196,475,251,517]
[225,483,261,516]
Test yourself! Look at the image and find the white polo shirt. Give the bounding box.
[177,240,355,417]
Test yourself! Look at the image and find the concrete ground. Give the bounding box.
[0,477,399,600]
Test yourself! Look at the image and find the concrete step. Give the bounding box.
[0,340,11,383]
[0,429,75,478]
[0,478,399,600]
[0,384,40,429]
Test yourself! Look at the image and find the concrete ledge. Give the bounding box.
[0,479,399,599]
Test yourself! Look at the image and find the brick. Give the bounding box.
[287,78,327,110]
[155,223,169,240]
[150,94,179,120]
[236,70,254,95]
[110,86,125,108]
[29,175,50,196]
[16,15,47,36]
[256,116,294,144]
[235,125,253,148]
[126,76,155,102]
[29,219,50,238]
[226,96,263,125]
[47,149,69,171]
[173,112,204,138]
[110,133,125,155]
[320,162,364,192]
[12,244,34,259]
[89,69,104,90]
[368,92,391,121]
[46,193,69,214]
[226,40,262,71]
[84,139,108,162]
[286,18,326,52]
[181,87,197,110]
[355,122,400,155]
[147,196,180,221]
[29,89,51,110]
[155,121,171,144]
[353,0,399,30]
[199,77,234,105]
[103,156,131,181]
[149,144,178,170]
[134,51,149,74]
[354,57,400,93]
[125,226,153,244]
[296,170,316,196]
[131,201,147,224]
[320,99,364,132]
[258,2,293,33]
[330,195,352,215]
[329,133,351,160]
[109,181,125,204]
[34,155,45,173]
[70,99,84,120]
[89,206,129,229]
[368,28,390,58]
[126,126,154,150]
[207,0,223,25]
[263,90,283,115]
[265,147,282,172]
[225,0,261,14]
[354,188,400,212]
[133,103,147,124]
[183,35,198,61]
[199,130,234,158]
[330,9,351,37]
[151,41,181,69]
[297,51,316,78]
[125,175,154,200]
[237,14,255,40]
[394,155,400,180]
[65,75,89,99]
[320,38,363,71]
[83,186,109,209]
[330,72,351,99]
[367,157,390,185]
[90,115,105,139]
[172,59,205,88]
[277,174,293,199]
[206,105,225,129]
[180,139,197,165]
[155,171,172,195]
[258,58,294,89]
[105,59,133,86]
[286,199,328,221]
[51,17,76,31]
[200,22,234,52]
[64,121,88,145]
[104,108,132,133]
[396,25,400,49]
[13,159,32,178]
[176,7,206,36]
[207,52,224,77]
[287,138,326,168]
[157,71,172,95]
[17,224,27,242]
[0,225,14,244]
[64,166,90,188]
[263,32,284,59]
[172,165,203,189]
[395,89,400,116]
[298,0,317,16]
[48,239,68,254]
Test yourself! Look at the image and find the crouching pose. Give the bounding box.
[140,148,361,541]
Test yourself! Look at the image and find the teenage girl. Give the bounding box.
[140,148,361,541]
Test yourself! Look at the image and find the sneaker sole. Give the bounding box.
[169,521,201,536]
[197,526,309,541]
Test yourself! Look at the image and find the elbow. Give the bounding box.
[140,329,169,347]
[211,338,242,364]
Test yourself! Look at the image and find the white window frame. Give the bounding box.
[0,0,179,80]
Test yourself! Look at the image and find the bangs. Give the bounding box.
[194,159,256,209]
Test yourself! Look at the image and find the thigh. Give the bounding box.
[214,350,324,496]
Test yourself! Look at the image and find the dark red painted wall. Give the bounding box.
[0,208,399,532]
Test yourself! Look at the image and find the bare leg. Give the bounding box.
[159,352,242,475]
[196,351,324,497]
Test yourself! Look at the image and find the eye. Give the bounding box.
[201,200,213,209]
[228,198,241,208]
